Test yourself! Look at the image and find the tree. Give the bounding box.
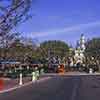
[0,0,32,59]
[0,32,20,59]
[85,37,100,71]
[0,0,32,35]
[7,38,23,60]
[9,37,38,63]
[40,40,69,59]
[85,38,100,59]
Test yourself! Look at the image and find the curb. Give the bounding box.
[0,78,11,81]
[43,73,100,76]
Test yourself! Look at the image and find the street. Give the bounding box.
[0,75,100,100]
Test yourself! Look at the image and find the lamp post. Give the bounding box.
[32,71,36,82]
[40,67,44,75]
[32,67,39,82]
[19,65,23,85]
[89,68,93,74]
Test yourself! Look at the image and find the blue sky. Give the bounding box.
[13,0,100,46]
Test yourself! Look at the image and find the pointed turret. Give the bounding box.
[80,34,85,51]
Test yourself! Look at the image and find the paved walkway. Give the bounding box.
[0,72,100,92]
[0,77,32,91]
[0,75,50,92]
[0,75,100,100]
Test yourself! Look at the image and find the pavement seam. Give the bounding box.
[70,78,81,100]
[0,77,51,94]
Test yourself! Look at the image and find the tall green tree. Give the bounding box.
[85,37,100,71]
[85,38,100,59]
[40,40,69,58]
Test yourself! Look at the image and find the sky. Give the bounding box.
[13,0,100,46]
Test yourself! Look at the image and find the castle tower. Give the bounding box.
[74,34,86,65]
[80,34,85,51]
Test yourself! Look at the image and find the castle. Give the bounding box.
[74,34,86,65]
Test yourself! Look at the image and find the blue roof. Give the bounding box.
[0,60,20,64]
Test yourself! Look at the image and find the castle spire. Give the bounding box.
[80,34,85,51]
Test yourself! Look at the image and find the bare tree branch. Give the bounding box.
[0,0,32,36]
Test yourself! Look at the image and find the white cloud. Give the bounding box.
[30,21,100,38]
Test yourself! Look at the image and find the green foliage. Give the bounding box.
[85,37,100,58]
[40,40,69,58]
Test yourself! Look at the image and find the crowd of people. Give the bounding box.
[47,55,100,73]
